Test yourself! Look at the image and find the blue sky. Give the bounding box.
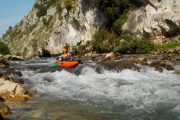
[0,0,35,38]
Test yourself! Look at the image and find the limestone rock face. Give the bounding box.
[2,0,106,58]
[122,0,180,43]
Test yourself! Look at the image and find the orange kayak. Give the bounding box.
[56,60,79,67]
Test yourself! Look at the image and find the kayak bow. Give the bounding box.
[52,60,79,67]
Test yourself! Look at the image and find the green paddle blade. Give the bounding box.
[51,62,58,67]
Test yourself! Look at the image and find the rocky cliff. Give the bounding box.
[2,0,106,58]
[123,0,180,43]
[2,0,180,58]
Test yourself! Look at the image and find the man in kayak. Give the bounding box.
[58,47,71,61]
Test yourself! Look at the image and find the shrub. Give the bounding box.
[136,37,154,53]
[77,44,86,54]
[36,5,47,17]
[113,9,129,35]
[113,35,154,54]
[46,0,56,9]
[92,28,118,53]
[34,0,57,17]
[56,3,63,14]
[34,2,41,9]
[113,35,137,53]
[0,41,10,55]
[96,0,130,26]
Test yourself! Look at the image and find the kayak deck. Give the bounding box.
[56,61,79,67]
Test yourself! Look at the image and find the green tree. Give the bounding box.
[96,0,130,26]
[113,10,129,35]
[0,41,10,55]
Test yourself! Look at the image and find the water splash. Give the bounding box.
[21,65,180,108]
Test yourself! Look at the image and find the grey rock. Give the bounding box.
[122,0,180,43]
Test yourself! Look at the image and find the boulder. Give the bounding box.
[4,55,25,61]
[11,55,25,61]
[137,55,147,63]
[0,78,30,101]
[100,59,138,71]
[149,60,174,71]
[122,0,180,42]
[3,70,23,78]
[105,52,117,60]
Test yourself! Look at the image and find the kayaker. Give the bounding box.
[58,47,71,61]
[70,46,78,56]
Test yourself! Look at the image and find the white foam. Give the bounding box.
[21,65,180,108]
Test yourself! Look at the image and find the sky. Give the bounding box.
[0,0,35,38]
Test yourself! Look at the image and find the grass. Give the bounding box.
[154,40,180,50]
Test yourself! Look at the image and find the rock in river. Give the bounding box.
[0,102,10,119]
[0,77,30,101]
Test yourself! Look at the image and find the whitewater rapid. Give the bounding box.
[20,63,180,109]
[8,58,180,119]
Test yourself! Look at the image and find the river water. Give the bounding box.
[8,58,180,120]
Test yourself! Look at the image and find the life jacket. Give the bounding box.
[64,54,69,59]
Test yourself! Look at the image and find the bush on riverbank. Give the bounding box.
[0,41,10,55]
[113,35,154,54]
[78,34,154,54]
[90,0,148,54]
[92,28,118,53]
[77,0,179,55]
[154,40,180,50]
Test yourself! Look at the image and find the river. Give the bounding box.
[7,58,180,120]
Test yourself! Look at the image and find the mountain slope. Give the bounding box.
[2,0,106,58]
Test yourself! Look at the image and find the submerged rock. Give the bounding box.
[99,60,138,71]
[97,54,177,72]
[0,102,10,119]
